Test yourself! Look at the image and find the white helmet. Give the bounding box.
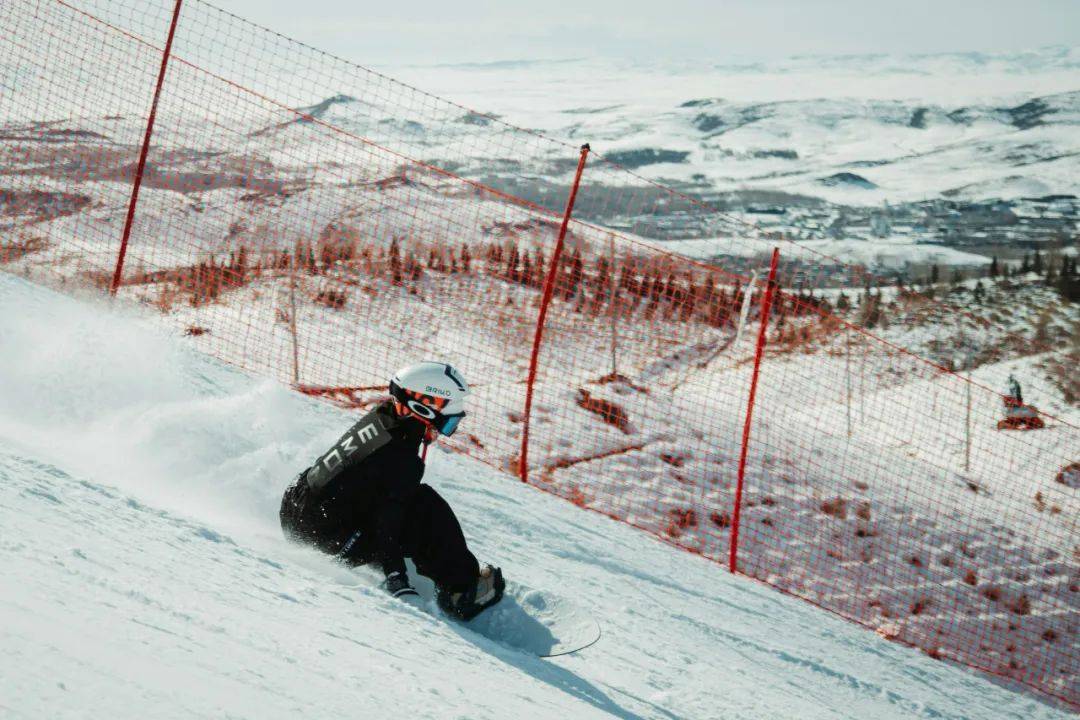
[389,361,469,436]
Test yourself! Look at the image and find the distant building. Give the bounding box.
[870,213,891,238]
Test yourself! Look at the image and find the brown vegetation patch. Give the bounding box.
[576,389,631,433]
[1055,461,1080,489]
[666,508,698,537]
[4,142,288,196]
[1042,355,1079,405]
[0,124,108,143]
[540,442,647,482]
[910,598,930,615]
[0,234,48,263]
[659,452,684,467]
[594,372,650,394]
[567,486,590,508]
[295,384,384,410]
[0,189,90,222]
[820,497,847,519]
[314,287,347,310]
[1004,594,1032,616]
[710,511,731,529]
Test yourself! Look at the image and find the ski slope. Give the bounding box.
[0,273,1070,719]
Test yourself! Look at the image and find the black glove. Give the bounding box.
[385,571,418,598]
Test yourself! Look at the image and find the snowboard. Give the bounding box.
[403,560,601,657]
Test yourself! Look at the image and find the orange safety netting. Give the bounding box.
[1,0,1076,707]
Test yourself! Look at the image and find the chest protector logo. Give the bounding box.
[304,407,394,494]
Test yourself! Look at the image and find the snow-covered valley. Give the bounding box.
[3,0,1077,272]
[382,49,1080,207]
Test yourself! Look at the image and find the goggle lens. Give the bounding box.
[439,414,464,437]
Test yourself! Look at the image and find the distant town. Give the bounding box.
[746,194,1078,257]
[631,190,1080,287]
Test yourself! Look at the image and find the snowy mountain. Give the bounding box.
[3,6,1076,269]
[381,49,1080,206]
[1,272,1074,719]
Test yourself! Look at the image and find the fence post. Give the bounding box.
[964,356,973,472]
[728,247,780,573]
[845,323,853,437]
[608,232,618,377]
[289,269,300,385]
[110,0,184,294]
[519,143,591,483]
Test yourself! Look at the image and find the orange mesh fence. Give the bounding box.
[1,0,1077,707]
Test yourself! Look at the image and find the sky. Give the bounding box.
[206,0,1080,66]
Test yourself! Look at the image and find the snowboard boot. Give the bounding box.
[437,564,505,620]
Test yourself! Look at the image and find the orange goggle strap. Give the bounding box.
[398,386,450,412]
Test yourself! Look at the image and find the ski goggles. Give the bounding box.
[390,381,465,437]
[436,412,465,437]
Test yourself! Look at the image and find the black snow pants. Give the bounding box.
[280,480,479,593]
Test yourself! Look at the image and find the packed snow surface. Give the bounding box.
[0,273,1070,719]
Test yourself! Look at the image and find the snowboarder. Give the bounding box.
[280,361,504,620]
[1006,374,1023,405]
[997,373,1044,430]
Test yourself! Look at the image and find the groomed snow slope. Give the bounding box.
[0,273,1070,720]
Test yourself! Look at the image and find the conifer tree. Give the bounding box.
[506,244,520,283]
[407,249,423,281]
[1056,256,1080,302]
[389,238,403,286]
[562,249,584,301]
[618,264,636,296]
[521,253,532,287]
[532,248,545,289]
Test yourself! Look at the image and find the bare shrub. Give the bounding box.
[576,389,630,433]
[0,234,48,263]
[314,287,347,310]
[820,497,847,519]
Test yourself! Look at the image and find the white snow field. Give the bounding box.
[0,278,1073,720]
[382,50,1080,207]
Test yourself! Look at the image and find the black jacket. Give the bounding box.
[280,400,426,578]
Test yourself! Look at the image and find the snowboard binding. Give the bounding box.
[437,565,506,621]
